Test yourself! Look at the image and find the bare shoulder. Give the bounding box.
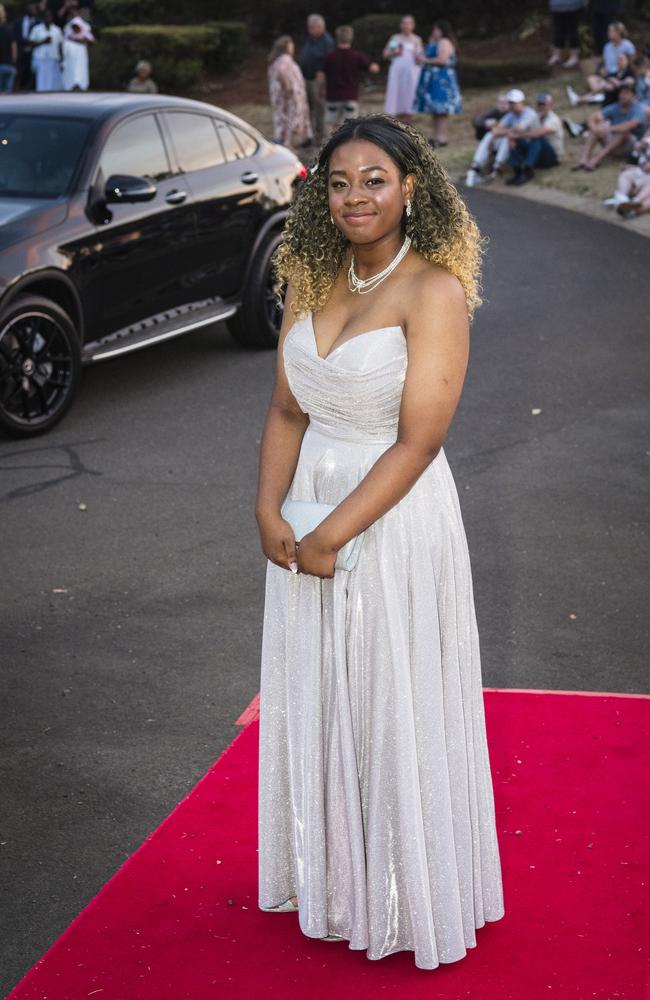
[402,259,469,337]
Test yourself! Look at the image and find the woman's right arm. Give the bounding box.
[255,282,310,570]
[382,35,398,59]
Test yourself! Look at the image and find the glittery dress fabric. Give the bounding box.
[258,312,505,969]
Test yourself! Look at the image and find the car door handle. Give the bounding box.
[165,189,187,205]
[240,171,259,185]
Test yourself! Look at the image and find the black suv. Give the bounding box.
[0,93,304,436]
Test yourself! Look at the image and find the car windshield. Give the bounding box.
[0,114,92,199]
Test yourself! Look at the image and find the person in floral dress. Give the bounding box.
[268,35,312,150]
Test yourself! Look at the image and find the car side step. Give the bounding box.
[82,297,239,363]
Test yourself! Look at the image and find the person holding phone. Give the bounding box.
[382,14,423,122]
[28,8,63,91]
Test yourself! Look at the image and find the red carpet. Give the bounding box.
[8,690,650,1000]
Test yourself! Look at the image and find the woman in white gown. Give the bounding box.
[382,14,424,121]
[61,12,94,91]
[255,114,505,970]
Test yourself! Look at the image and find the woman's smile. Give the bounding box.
[342,210,377,224]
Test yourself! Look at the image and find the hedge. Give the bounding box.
[250,2,554,40]
[456,58,552,87]
[91,22,248,92]
[350,14,404,61]
[92,0,241,26]
[348,15,552,90]
[93,0,159,28]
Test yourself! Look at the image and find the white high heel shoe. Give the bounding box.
[260,896,345,940]
[260,895,299,912]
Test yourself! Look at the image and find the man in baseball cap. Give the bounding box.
[505,92,565,185]
[487,89,540,174]
[465,87,540,184]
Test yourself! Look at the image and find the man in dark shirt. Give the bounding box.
[317,25,379,133]
[12,1,37,89]
[0,4,17,93]
[298,13,334,145]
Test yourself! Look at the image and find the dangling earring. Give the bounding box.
[330,214,334,224]
[405,199,412,218]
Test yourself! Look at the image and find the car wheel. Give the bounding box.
[228,232,284,349]
[0,295,82,437]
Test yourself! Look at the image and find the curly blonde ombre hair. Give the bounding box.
[274,114,487,321]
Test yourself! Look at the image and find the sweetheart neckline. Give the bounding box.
[307,312,405,361]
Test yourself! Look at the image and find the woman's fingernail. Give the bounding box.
[289,561,298,574]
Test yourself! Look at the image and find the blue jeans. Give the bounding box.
[508,137,559,170]
[0,64,16,93]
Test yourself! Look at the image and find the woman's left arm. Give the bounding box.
[296,271,469,576]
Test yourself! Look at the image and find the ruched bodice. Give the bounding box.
[283,313,407,444]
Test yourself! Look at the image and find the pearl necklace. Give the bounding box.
[347,235,412,295]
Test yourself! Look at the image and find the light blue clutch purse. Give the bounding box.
[280,499,365,571]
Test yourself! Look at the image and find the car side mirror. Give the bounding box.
[104,174,156,204]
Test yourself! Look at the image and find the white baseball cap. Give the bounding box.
[505,88,525,102]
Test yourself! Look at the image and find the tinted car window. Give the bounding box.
[214,120,246,163]
[99,114,170,182]
[166,112,226,172]
[0,115,91,198]
[230,124,258,157]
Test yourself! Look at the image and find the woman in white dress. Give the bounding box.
[382,14,424,121]
[28,10,63,92]
[62,10,95,91]
[255,114,505,970]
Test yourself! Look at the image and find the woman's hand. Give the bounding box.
[295,528,337,578]
[257,511,299,573]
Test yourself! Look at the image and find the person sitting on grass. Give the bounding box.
[566,21,636,107]
[567,50,636,107]
[465,88,539,186]
[127,59,158,94]
[603,135,650,217]
[635,54,650,109]
[471,92,510,140]
[571,81,648,171]
[506,92,565,186]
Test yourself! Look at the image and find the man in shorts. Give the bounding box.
[317,25,379,134]
[572,81,648,170]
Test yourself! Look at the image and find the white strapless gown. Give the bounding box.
[257,312,505,969]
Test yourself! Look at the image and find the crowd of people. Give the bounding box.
[464,17,649,216]
[265,10,649,220]
[0,0,158,93]
[0,0,95,92]
[1,1,648,220]
[267,13,463,151]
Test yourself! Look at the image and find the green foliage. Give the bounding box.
[578,23,594,58]
[91,22,247,93]
[214,0,556,40]
[457,58,552,88]
[93,0,243,26]
[350,14,403,61]
[93,0,158,28]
